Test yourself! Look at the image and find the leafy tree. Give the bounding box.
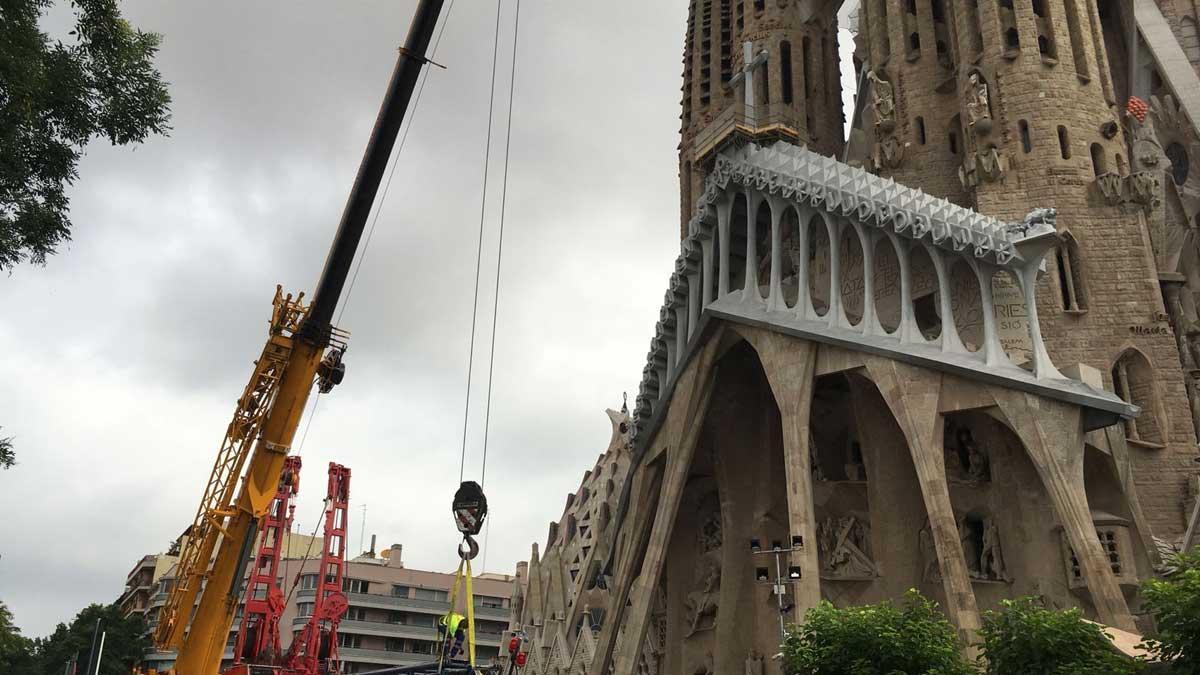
[0,601,36,673]
[781,589,976,675]
[1,0,172,270]
[30,603,149,675]
[0,430,13,469]
[1141,548,1200,673]
[978,597,1140,675]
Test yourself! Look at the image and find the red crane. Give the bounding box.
[228,455,302,673]
[284,462,351,675]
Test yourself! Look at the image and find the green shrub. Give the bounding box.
[978,597,1140,675]
[781,589,975,675]
[1141,548,1200,674]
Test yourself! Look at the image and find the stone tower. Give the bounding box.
[856,0,1200,541]
[678,0,847,236]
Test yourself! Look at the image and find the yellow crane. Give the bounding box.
[150,2,447,672]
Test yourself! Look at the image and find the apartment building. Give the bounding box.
[133,542,514,674]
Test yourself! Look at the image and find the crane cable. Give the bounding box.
[279,0,458,606]
[477,0,521,573]
[458,0,507,485]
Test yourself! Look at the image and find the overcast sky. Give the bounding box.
[0,0,858,637]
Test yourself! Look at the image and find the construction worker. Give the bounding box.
[439,611,467,660]
[506,632,524,675]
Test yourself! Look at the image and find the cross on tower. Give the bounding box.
[726,41,769,126]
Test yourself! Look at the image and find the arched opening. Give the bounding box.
[780,41,794,105]
[754,199,773,300]
[1056,231,1088,312]
[906,0,917,14]
[991,269,1031,368]
[949,122,961,156]
[916,116,927,144]
[1005,27,1020,51]
[1166,142,1190,186]
[840,226,865,327]
[909,32,921,54]
[1090,143,1108,176]
[808,216,832,317]
[1032,0,1048,17]
[1183,17,1200,65]
[1064,0,1090,77]
[802,37,814,102]
[780,207,802,309]
[729,193,749,294]
[910,246,942,341]
[874,238,902,334]
[1038,35,1052,55]
[949,260,983,352]
[1019,120,1033,153]
[1057,125,1071,159]
[1111,349,1165,446]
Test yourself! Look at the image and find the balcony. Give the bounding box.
[692,101,802,162]
[308,618,503,647]
[297,590,510,621]
[337,648,435,667]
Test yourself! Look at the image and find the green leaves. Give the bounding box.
[1140,548,1200,674]
[978,597,1140,675]
[0,0,172,270]
[781,589,976,675]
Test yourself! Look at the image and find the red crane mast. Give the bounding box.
[228,455,302,672]
[285,462,351,675]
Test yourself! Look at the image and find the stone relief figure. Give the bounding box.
[745,651,765,675]
[963,432,990,482]
[980,517,1011,582]
[818,515,877,578]
[692,652,714,675]
[867,70,896,133]
[874,135,906,172]
[965,72,992,136]
[810,438,827,482]
[959,514,983,578]
[698,495,723,554]
[1126,96,1162,169]
[684,558,721,637]
[844,441,867,482]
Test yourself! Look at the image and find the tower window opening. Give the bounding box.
[780,41,794,104]
[802,37,814,99]
[1064,0,1090,78]
[909,32,921,53]
[916,117,927,145]
[1005,27,1020,50]
[949,130,960,155]
[1039,35,1053,55]
[1019,120,1032,153]
[1111,349,1164,446]
[1166,142,1190,186]
[1057,126,1071,159]
[754,0,764,11]
[906,0,917,14]
[1056,233,1087,312]
[1090,143,1108,176]
[1032,0,1048,17]
[932,0,947,23]
[1183,17,1200,65]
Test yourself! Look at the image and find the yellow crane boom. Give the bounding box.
[150,2,448,672]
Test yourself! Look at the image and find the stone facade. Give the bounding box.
[505,3,1200,675]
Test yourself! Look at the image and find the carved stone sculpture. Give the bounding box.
[745,651,764,675]
[819,515,876,578]
[874,135,905,171]
[964,435,990,483]
[867,71,896,133]
[1097,172,1124,205]
[844,441,867,482]
[920,522,940,582]
[959,514,983,578]
[1127,171,1162,210]
[684,558,721,637]
[981,517,1011,582]
[965,72,992,136]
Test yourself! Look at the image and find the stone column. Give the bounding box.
[862,358,983,655]
[733,326,823,614]
[990,388,1138,632]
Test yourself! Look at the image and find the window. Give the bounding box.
[1111,349,1164,445]
[342,578,369,594]
[1057,125,1071,159]
[780,41,793,104]
[298,602,314,618]
[1090,143,1108,176]
[414,588,449,602]
[346,606,367,621]
[386,638,405,652]
[909,32,921,53]
[338,633,362,649]
[1019,120,1032,153]
[916,117,926,144]
[1182,17,1200,65]
[1032,0,1047,17]
[299,574,318,591]
[1064,0,1090,77]
[1005,27,1020,50]
[754,0,764,10]
[1055,233,1087,312]
[475,595,506,609]
[949,129,960,155]
[1166,142,1190,186]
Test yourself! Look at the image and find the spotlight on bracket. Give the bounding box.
[788,566,803,580]
[771,539,783,552]
[792,535,804,549]
[749,538,762,552]
[755,567,771,583]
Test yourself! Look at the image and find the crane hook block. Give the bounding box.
[452,481,488,536]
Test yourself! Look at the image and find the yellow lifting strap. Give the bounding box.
[441,555,478,670]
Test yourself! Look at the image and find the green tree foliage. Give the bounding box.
[1,0,171,270]
[0,601,36,673]
[24,603,149,675]
[978,597,1139,675]
[0,429,13,469]
[1141,548,1200,673]
[781,589,976,675]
